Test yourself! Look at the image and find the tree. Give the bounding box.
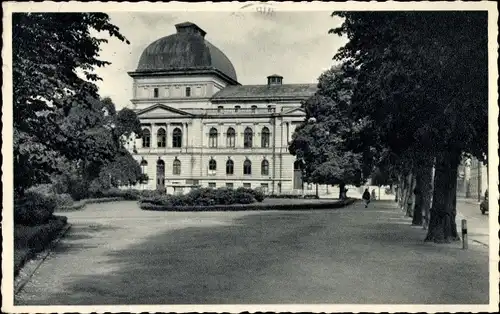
[331,11,488,242]
[289,68,375,199]
[13,13,130,197]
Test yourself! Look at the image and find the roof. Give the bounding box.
[134,22,238,83]
[211,84,318,101]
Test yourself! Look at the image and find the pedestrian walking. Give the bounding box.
[362,188,371,208]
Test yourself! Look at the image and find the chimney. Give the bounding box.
[175,22,207,38]
[267,74,283,86]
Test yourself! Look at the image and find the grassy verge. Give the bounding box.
[14,215,68,276]
[140,198,356,212]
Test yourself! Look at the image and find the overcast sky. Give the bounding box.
[93,10,347,109]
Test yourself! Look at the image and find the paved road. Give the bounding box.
[456,198,489,247]
[15,201,489,305]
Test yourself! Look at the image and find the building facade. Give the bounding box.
[124,22,327,195]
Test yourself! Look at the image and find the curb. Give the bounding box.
[14,223,72,295]
[472,239,489,247]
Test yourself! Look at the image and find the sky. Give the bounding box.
[93,10,347,109]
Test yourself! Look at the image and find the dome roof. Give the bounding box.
[136,22,238,82]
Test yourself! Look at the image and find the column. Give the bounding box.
[151,124,157,149]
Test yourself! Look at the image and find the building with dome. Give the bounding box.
[125,22,329,195]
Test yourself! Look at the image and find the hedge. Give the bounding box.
[140,198,356,212]
[140,187,266,207]
[14,215,68,276]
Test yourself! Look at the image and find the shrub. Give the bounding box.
[15,192,57,226]
[234,191,255,204]
[214,188,236,205]
[54,193,74,208]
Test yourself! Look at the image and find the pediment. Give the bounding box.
[137,104,193,118]
[281,107,306,116]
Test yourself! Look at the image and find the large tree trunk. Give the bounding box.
[403,172,414,217]
[425,151,461,243]
[407,174,417,217]
[339,182,346,200]
[412,157,434,226]
[399,174,407,210]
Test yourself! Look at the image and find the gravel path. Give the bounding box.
[15,200,489,305]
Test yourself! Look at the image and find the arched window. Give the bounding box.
[235,105,241,112]
[226,159,234,175]
[217,106,224,113]
[244,127,253,148]
[226,127,236,147]
[157,128,166,148]
[267,105,273,113]
[251,105,257,113]
[140,159,148,174]
[142,129,151,148]
[243,159,252,175]
[173,158,181,175]
[209,127,218,148]
[261,127,270,148]
[156,159,165,188]
[261,159,269,176]
[172,128,182,148]
[209,158,217,174]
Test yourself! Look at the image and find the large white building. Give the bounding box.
[125,22,330,195]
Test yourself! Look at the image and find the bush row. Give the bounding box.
[141,198,357,212]
[141,187,265,207]
[266,194,319,199]
[14,215,68,276]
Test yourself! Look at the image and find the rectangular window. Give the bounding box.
[260,183,269,193]
[208,182,216,188]
[243,183,251,188]
[153,88,159,98]
[226,183,234,189]
[186,87,191,97]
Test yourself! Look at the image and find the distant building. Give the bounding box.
[457,157,488,199]
[124,22,330,195]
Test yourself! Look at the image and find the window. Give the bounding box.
[267,105,273,113]
[261,127,270,148]
[157,128,166,148]
[243,159,252,175]
[142,129,151,148]
[261,159,269,176]
[173,187,184,195]
[251,105,257,113]
[140,159,148,174]
[226,159,234,175]
[243,183,251,188]
[185,87,191,97]
[235,105,241,112]
[244,127,253,148]
[153,88,159,98]
[173,158,181,175]
[209,158,217,172]
[217,106,224,113]
[208,182,216,188]
[226,127,236,147]
[172,127,182,148]
[226,182,234,189]
[209,127,218,148]
[260,183,269,193]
